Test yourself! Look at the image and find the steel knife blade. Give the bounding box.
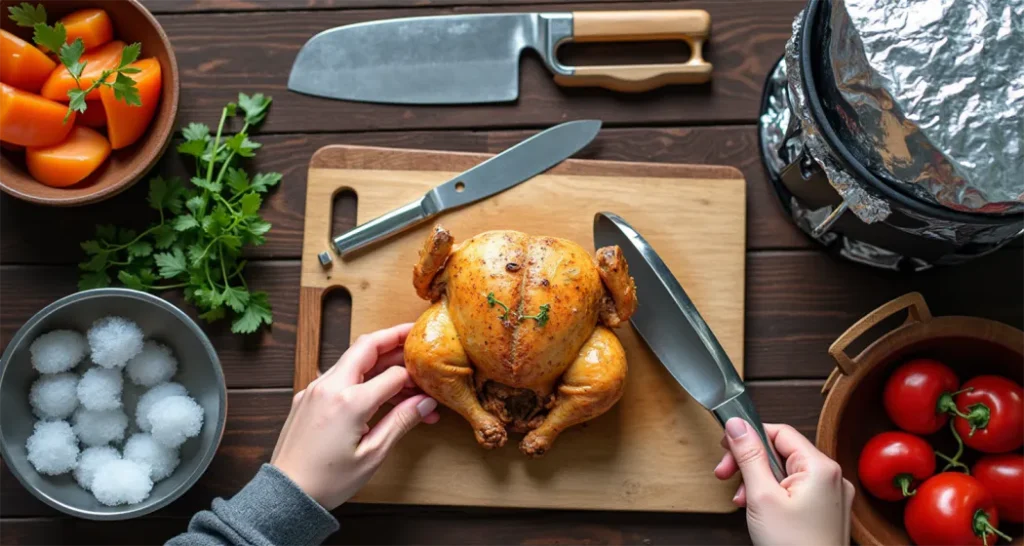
[332,120,601,257]
[593,212,786,481]
[288,11,712,105]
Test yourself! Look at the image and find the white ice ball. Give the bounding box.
[87,316,144,369]
[91,459,153,506]
[123,433,179,481]
[77,367,123,411]
[74,446,121,491]
[72,408,128,447]
[29,372,79,420]
[125,341,178,387]
[30,330,87,374]
[148,395,204,448]
[26,420,79,475]
[135,382,187,432]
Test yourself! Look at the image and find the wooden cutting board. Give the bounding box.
[295,145,746,512]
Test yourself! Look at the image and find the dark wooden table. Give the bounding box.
[1,0,1021,544]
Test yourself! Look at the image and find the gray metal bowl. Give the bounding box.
[0,288,227,520]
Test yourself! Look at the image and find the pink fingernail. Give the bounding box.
[416,397,437,417]
[725,418,747,439]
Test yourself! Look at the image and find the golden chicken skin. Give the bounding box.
[404,225,637,457]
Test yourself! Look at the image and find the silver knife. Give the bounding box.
[288,11,712,104]
[332,120,601,257]
[593,212,786,481]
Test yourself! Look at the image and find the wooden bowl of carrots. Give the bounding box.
[0,0,179,206]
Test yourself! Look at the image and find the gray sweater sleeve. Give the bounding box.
[167,464,339,546]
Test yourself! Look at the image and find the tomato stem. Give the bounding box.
[963,403,991,437]
[937,390,972,419]
[940,419,971,474]
[973,509,1012,545]
[893,474,916,497]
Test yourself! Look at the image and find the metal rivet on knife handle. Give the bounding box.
[318,251,333,268]
[552,10,712,92]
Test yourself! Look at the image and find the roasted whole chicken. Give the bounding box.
[404,226,637,457]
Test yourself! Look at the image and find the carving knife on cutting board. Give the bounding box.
[288,10,712,104]
[593,212,787,482]
[331,120,601,258]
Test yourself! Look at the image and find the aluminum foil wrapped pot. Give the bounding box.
[758,0,1023,271]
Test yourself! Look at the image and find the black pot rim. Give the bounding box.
[798,0,1020,225]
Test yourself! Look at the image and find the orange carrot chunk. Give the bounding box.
[77,100,107,128]
[0,29,58,93]
[0,82,76,147]
[40,40,125,102]
[101,57,161,150]
[26,126,111,187]
[58,9,114,51]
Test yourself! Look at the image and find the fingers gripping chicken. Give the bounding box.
[404,225,637,457]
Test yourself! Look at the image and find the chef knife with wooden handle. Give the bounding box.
[288,10,711,104]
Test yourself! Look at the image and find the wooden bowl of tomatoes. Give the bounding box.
[818,292,1023,546]
[0,0,179,206]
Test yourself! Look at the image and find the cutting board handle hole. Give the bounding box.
[332,189,358,240]
[319,286,353,374]
[455,181,466,193]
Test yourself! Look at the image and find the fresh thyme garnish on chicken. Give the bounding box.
[486,292,510,321]
[521,304,551,327]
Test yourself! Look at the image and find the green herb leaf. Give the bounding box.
[81,240,103,254]
[118,270,146,291]
[251,172,281,193]
[181,122,210,142]
[127,241,153,258]
[224,133,260,158]
[219,234,242,252]
[225,168,250,194]
[65,88,88,122]
[8,3,46,27]
[222,285,250,313]
[148,176,170,211]
[112,72,141,106]
[172,215,200,232]
[153,224,178,249]
[118,67,142,74]
[154,248,188,279]
[177,139,207,158]
[191,176,221,193]
[187,243,206,267]
[117,228,137,245]
[32,21,66,55]
[246,219,272,236]
[96,224,117,242]
[118,42,141,68]
[78,271,110,291]
[239,192,261,216]
[185,195,205,214]
[231,292,272,333]
[79,252,108,272]
[237,92,272,125]
[199,306,226,322]
[60,39,86,80]
[225,102,237,117]
[137,268,158,286]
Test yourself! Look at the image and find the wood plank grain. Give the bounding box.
[2,250,1019,387]
[143,0,656,12]
[0,126,808,266]
[155,1,800,132]
[0,381,822,520]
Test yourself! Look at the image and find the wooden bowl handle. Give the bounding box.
[828,292,932,379]
[553,10,713,92]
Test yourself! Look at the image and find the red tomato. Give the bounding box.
[884,359,961,434]
[974,454,1024,524]
[858,431,936,501]
[905,473,1010,546]
[954,376,1024,453]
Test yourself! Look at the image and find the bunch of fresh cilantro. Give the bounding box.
[7,2,141,121]
[79,93,281,334]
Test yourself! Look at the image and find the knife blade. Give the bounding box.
[288,11,712,105]
[593,212,786,481]
[332,120,601,257]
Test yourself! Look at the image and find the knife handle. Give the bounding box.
[553,10,712,92]
[333,199,429,257]
[713,394,788,482]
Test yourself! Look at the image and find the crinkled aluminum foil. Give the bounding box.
[785,13,892,223]
[829,0,1024,214]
